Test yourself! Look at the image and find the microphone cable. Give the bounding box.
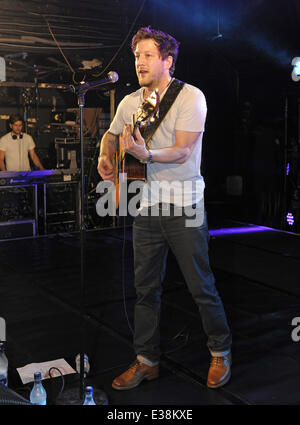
[94,0,147,79]
[26,0,147,84]
[44,17,77,82]
[121,212,134,336]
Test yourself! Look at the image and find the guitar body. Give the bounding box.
[113,148,146,210]
[113,90,160,207]
[115,143,146,181]
[124,154,146,180]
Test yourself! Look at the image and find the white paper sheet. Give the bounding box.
[17,358,76,384]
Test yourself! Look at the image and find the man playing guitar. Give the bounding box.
[97,26,232,391]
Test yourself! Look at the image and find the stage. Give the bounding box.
[1,217,299,405]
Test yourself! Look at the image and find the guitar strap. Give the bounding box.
[142,78,185,148]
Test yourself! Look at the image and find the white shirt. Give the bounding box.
[0,132,35,171]
[109,82,207,206]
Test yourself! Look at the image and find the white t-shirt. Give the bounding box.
[109,81,207,206]
[0,132,35,171]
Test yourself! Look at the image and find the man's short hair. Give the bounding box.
[131,26,180,76]
[9,114,23,125]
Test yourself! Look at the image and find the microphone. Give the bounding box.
[70,71,119,94]
[107,71,119,83]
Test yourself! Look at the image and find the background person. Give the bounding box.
[0,114,44,172]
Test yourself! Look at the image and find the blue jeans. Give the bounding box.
[132,204,232,363]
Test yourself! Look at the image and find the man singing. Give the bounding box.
[98,27,232,390]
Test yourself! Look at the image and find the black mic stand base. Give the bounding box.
[55,386,108,405]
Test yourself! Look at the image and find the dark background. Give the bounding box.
[0,0,299,231]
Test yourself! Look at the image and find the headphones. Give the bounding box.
[11,133,23,140]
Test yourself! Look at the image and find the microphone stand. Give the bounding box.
[78,89,88,402]
[56,82,109,405]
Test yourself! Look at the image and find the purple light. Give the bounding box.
[286,212,294,226]
[286,162,290,176]
[209,225,271,236]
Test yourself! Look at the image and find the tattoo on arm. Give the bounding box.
[99,132,118,158]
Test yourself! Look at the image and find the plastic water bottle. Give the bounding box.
[30,372,47,405]
[75,353,90,377]
[83,386,96,405]
[0,342,8,387]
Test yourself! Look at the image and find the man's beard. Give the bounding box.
[137,70,160,89]
[138,76,152,88]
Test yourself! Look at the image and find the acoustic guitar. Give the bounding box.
[114,90,160,207]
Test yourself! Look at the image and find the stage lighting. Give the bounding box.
[291,57,300,81]
[286,212,294,226]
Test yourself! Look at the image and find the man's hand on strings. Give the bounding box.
[120,124,150,161]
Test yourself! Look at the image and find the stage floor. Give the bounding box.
[0,219,300,405]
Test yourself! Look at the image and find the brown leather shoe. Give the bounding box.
[112,359,159,390]
[206,353,231,389]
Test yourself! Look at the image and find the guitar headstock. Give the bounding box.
[134,89,160,130]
